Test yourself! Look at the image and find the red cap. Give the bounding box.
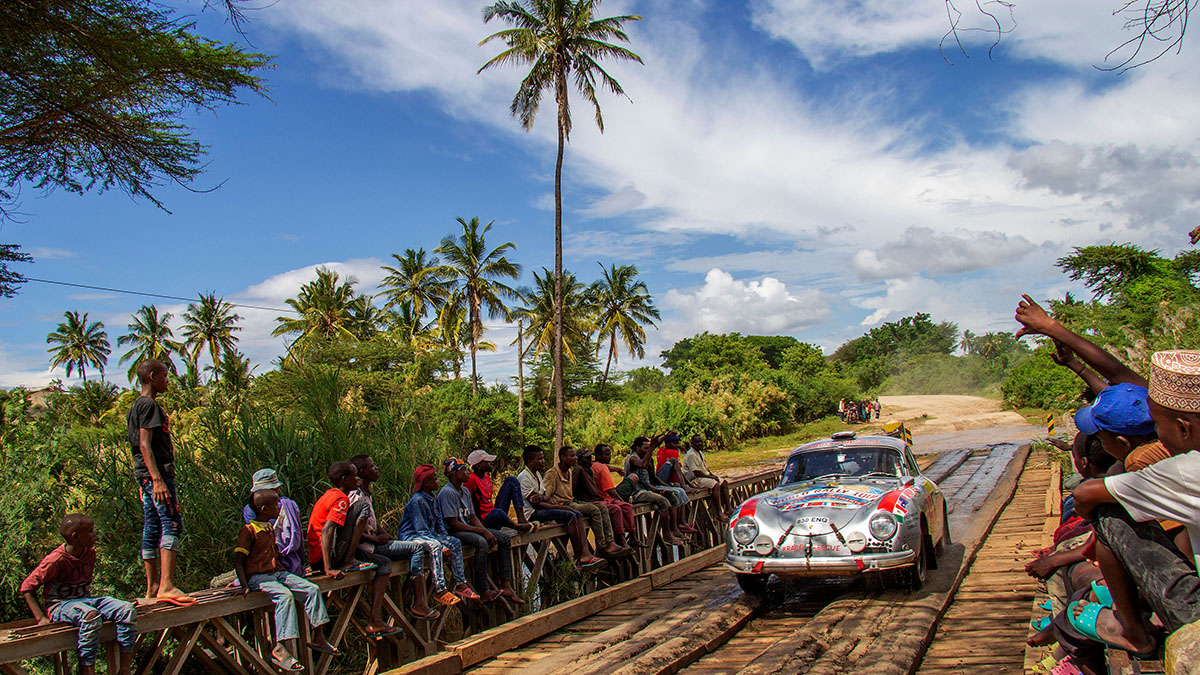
[413,464,436,492]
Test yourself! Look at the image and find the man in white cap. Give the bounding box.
[465,449,535,534]
[1072,350,1200,658]
[242,469,305,576]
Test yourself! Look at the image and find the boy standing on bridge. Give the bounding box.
[126,358,193,606]
[22,514,137,675]
[235,490,339,670]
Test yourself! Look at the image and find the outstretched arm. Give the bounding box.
[1015,294,1146,387]
[1052,340,1109,395]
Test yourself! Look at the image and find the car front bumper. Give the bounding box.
[724,549,917,577]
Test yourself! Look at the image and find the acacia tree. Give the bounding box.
[592,263,659,397]
[181,293,241,380]
[436,217,521,393]
[46,310,110,382]
[479,0,643,446]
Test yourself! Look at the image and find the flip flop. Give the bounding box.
[270,654,305,671]
[1048,657,1084,675]
[580,557,605,568]
[1036,599,1052,611]
[410,608,441,621]
[364,625,402,639]
[307,641,340,656]
[157,594,197,606]
[340,561,378,573]
[1031,616,1051,631]
[454,586,481,601]
[1032,655,1059,675]
[500,590,526,605]
[1066,600,1157,658]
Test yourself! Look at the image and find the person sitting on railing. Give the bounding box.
[628,436,698,540]
[516,446,604,570]
[544,447,632,559]
[684,435,731,519]
[21,514,137,675]
[348,455,452,620]
[575,448,641,549]
[240,469,305,576]
[397,465,479,602]
[600,443,683,546]
[439,458,524,604]
[465,450,536,534]
[235,490,339,671]
[306,460,401,637]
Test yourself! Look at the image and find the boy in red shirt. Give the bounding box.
[465,449,535,533]
[306,461,399,637]
[22,514,136,675]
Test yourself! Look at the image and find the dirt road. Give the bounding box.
[879,395,1043,454]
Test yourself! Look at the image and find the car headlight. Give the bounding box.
[869,512,898,541]
[733,516,759,544]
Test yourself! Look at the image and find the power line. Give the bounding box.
[24,277,299,314]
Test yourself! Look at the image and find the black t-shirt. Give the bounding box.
[126,396,174,480]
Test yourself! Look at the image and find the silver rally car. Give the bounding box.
[725,431,949,594]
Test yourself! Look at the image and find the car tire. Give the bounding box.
[901,525,929,590]
[736,573,770,596]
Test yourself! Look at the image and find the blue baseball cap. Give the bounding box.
[1073,383,1156,436]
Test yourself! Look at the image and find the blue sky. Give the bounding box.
[4,0,1200,388]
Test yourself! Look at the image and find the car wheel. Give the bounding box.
[902,526,929,590]
[736,573,770,596]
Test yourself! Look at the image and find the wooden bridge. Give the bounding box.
[0,469,778,675]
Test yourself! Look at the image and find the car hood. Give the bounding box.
[752,479,904,531]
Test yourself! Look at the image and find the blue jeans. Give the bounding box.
[658,484,689,506]
[247,571,329,642]
[50,596,136,666]
[137,475,182,559]
[451,528,512,590]
[408,534,464,592]
[481,476,527,529]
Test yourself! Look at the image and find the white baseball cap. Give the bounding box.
[467,449,497,466]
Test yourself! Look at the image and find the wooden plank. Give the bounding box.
[647,547,724,589]
[160,622,204,675]
[196,626,250,675]
[211,616,277,675]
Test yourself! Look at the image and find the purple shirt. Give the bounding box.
[242,496,304,575]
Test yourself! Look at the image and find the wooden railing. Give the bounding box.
[0,467,780,675]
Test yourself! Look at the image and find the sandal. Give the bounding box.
[1090,581,1113,608]
[1031,616,1051,631]
[1032,655,1058,675]
[157,594,197,607]
[410,607,441,621]
[307,641,340,656]
[500,589,526,605]
[1048,656,1084,675]
[433,589,461,606]
[271,654,305,671]
[364,625,402,638]
[1066,600,1157,658]
[454,586,481,601]
[1036,599,1052,611]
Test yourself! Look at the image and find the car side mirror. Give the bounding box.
[903,477,915,487]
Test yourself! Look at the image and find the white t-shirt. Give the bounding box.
[682,449,709,482]
[1105,451,1200,573]
[348,488,377,554]
[517,467,543,519]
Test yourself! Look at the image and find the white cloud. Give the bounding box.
[661,268,831,337]
[852,227,1037,281]
[28,247,76,260]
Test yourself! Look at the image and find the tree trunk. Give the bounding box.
[80,363,87,384]
[469,290,480,395]
[211,342,221,382]
[517,319,525,429]
[553,72,567,450]
[599,334,616,398]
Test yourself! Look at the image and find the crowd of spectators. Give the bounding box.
[1014,295,1200,675]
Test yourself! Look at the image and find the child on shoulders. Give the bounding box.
[21,514,136,675]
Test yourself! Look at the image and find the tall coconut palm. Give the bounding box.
[46,310,111,383]
[272,267,364,354]
[480,0,643,445]
[181,293,242,380]
[435,217,521,394]
[117,305,184,382]
[512,268,597,389]
[379,248,451,340]
[593,263,659,396]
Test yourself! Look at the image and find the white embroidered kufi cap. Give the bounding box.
[1149,350,1200,413]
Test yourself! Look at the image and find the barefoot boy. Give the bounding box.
[236,490,339,670]
[22,514,136,675]
[126,358,192,605]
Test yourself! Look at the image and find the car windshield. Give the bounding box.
[781,446,904,484]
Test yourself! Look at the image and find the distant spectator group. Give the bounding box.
[18,358,732,673]
[840,398,880,424]
[1013,294,1200,675]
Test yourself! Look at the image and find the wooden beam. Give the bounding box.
[195,626,250,675]
[210,616,277,675]
[161,622,205,675]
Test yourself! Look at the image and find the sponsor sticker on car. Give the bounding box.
[766,486,883,510]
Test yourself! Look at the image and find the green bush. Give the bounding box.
[1001,348,1088,410]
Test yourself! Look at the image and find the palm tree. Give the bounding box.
[959,329,976,356]
[379,248,451,340]
[272,267,364,354]
[435,291,469,379]
[593,263,659,396]
[117,305,184,382]
[512,268,597,390]
[180,293,242,380]
[435,217,521,394]
[480,0,643,445]
[46,311,111,382]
